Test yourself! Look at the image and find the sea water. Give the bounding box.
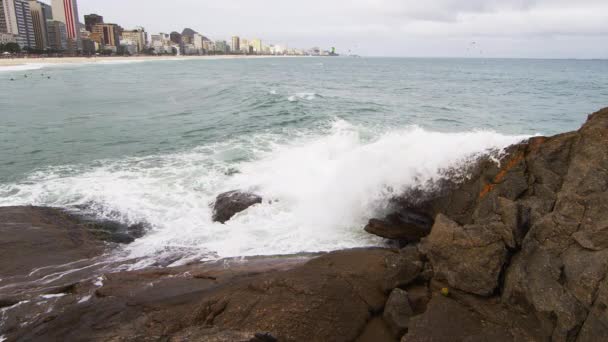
[1,57,607,266]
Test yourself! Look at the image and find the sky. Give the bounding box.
[48,0,608,58]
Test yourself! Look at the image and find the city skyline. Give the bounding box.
[69,0,607,58]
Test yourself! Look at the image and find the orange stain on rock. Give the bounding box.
[479,153,524,198]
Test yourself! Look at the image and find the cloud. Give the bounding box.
[71,0,608,57]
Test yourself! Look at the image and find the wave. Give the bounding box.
[288,92,318,102]
[0,63,50,73]
[0,119,530,267]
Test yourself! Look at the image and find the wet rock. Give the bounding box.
[11,249,394,342]
[365,210,433,241]
[212,190,263,223]
[0,206,107,278]
[383,288,413,338]
[383,246,424,291]
[420,214,507,296]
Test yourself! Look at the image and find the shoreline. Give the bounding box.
[0,55,309,68]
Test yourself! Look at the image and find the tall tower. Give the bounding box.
[231,36,240,53]
[51,0,80,51]
[28,0,49,50]
[0,0,19,36]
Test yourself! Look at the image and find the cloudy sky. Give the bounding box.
[62,0,608,58]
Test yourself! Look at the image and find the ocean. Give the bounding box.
[1,57,607,267]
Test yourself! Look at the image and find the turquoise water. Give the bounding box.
[0,57,607,264]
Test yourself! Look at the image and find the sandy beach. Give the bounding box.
[0,54,301,68]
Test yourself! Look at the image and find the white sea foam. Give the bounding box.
[40,293,66,299]
[288,92,317,102]
[0,63,50,73]
[0,120,529,267]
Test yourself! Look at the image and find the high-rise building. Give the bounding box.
[121,27,146,53]
[1,0,35,48]
[215,40,228,54]
[0,32,17,43]
[0,0,18,35]
[231,36,240,53]
[92,23,120,47]
[251,38,262,54]
[29,0,50,50]
[46,19,67,50]
[13,0,35,48]
[51,0,80,50]
[83,13,102,32]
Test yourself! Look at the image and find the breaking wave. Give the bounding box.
[0,119,529,267]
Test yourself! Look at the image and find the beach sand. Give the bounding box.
[0,55,300,68]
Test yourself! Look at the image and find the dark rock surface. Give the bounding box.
[7,249,393,342]
[0,206,107,279]
[365,210,433,241]
[212,190,263,223]
[383,288,414,337]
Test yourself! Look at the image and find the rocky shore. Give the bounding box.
[1,107,607,341]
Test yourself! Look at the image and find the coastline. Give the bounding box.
[2,103,608,341]
[0,54,306,68]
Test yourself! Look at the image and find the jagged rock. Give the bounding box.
[405,285,430,315]
[212,190,263,223]
[577,278,608,341]
[383,245,424,291]
[365,210,433,241]
[420,214,507,296]
[402,295,513,342]
[383,288,414,338]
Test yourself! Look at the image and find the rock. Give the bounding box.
[10,249,394,342]
[420,214,508,296]
[405,285,430,315]
[250,332,278,342]
[355,317,397,342]
[383,245,424,291]
[365,210,433,241]
[577,277,608,341]
[383,288,414,338]
[402,295,513,342]
[212,190,263,223]
[0,206,107,278]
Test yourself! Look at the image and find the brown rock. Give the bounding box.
[212,190,263,223]
[365,210,433,241]
[420,214,507,296]
[383,288,414,338]
[402,295,513,342]
[0,206,106,278]
[383,246,424,291]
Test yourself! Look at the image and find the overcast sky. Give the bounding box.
[50,0,608,58]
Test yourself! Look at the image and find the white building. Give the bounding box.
[0,32,17,44]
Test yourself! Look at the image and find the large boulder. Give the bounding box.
[420,214,508,296]
[383,245,424,291]
[365,210,433,241]
[212,190,263,223]
[383,288,414,338]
